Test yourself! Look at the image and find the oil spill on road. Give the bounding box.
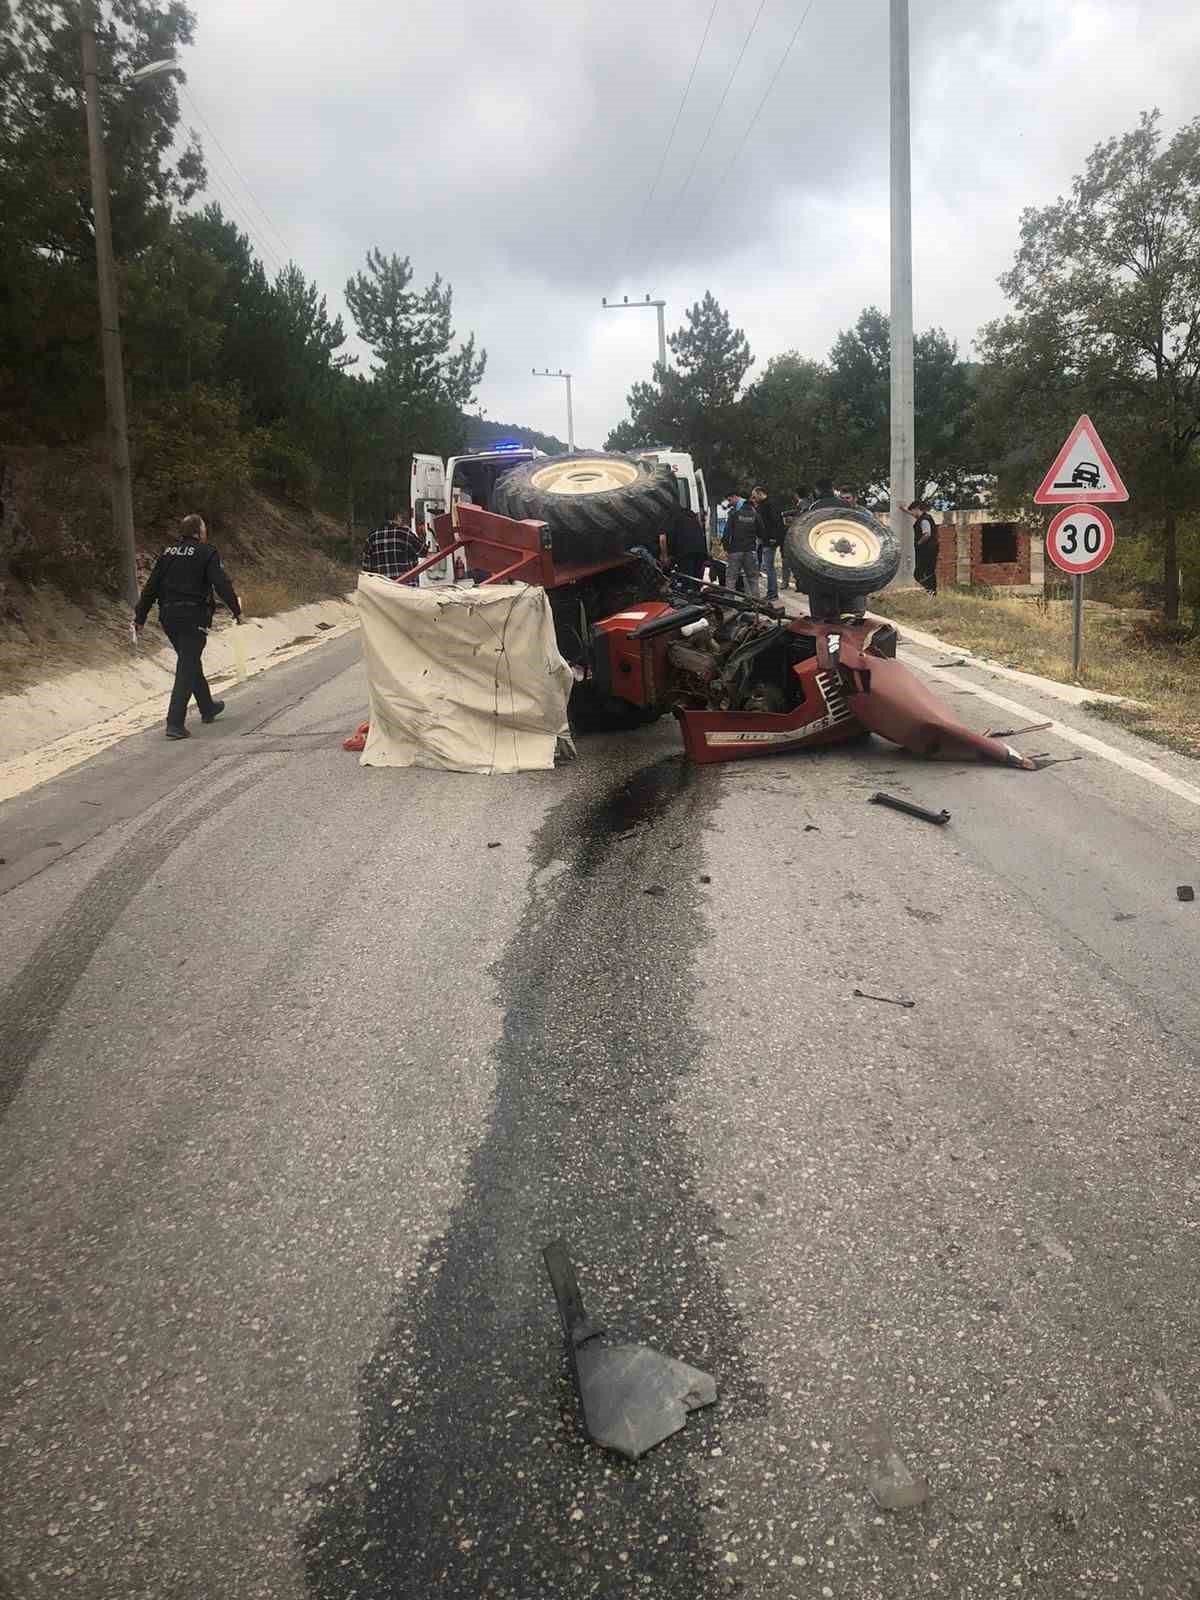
[302,746,765,1598]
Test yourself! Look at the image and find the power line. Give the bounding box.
[653,0,772,248]
[180,84,296,265]
[623,0,721,273]
[197,157,286,277]
[691,0,819,236]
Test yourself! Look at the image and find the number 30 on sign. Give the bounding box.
[1045,503,1115,574]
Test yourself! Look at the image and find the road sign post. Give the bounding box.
[1035,418,1127,682]
[1043,503,1116,679]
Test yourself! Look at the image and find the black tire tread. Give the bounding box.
[784,506,900,594]
[493,452,680,566]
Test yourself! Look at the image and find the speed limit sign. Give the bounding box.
[1046,503,1115,574]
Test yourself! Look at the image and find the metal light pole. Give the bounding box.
[532,368,575,451]
[601,294,668,374]
[888,0,916,587]
[80,11,179,608]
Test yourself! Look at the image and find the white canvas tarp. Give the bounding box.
[355,574,574,774]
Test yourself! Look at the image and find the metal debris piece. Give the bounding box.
[869,792,950,826]
[803,824,820,832]
[931,658,968,669]
[543,1239,716,1461]
[1029,753,1084,769]
[853,988,916,1010]
[868,1450,929,1511]
[1178,885,1195,902]
[487,841,502,849]
[700,874,712,884]
[644,884,668,897]
[986,720,1053,738]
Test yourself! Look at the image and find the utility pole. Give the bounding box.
[81,0,139,607]
[889,0,916,587]
[601,294,668,374]
[532,368,575,451]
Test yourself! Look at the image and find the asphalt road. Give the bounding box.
[1,629,1199,1600]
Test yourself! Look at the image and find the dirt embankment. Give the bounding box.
[0,443,357,698]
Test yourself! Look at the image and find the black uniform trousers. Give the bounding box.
[671,552,707,580]
[161,606,216,727]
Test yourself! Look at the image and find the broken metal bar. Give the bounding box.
[985,720,1053,738]
[853,988,916,1010]
[869,791,951,825]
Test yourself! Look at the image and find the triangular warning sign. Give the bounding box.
[1033,415,1129,504]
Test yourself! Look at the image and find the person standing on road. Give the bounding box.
[659,495,709,581]
[905,501,939,593]
[134,513,242,741]
[781,487,811,591]
[808,478,844,511]
[361,512,426,583]
[722,491,764,599]
[750,485,785,602]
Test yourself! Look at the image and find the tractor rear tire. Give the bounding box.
[784,506,900,596]
[492,452,679,567]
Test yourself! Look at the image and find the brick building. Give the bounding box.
[931,510,1042,594]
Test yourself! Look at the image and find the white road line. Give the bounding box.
[901,651,1200,809]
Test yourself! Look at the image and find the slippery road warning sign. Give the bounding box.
[1034,415,1128,504]
[1045,504,1115,574]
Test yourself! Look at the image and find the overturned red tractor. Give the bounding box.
[355,450,1034,772]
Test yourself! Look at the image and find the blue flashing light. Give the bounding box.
[494,440,525,451]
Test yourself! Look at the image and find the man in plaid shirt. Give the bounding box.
[361,514,426,582]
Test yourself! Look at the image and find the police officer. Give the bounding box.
[134,513,242,740]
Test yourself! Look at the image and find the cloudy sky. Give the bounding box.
[180,0,1200,449]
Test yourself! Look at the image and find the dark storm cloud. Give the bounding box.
[187,0,1200,444]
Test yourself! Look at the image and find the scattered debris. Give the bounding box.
[1040,1235,1075,1265]
[803,824,820,832]
[931,658,968,669]
[1178,885,1195,902]
[315,621,334,631]
[1112,912,1136,922]
[869,792,950,826]
[486,841,502,849]
[868,1450,929,1512]
[986,720,1053,738]
[1029,753,1084,769]
[699,874,712,884]
[1051,1487,1088,1535]
[1151,1384,1176,1417]
[644,884,668,897]
[853,988,916,1010]
[543,1239,716,1461]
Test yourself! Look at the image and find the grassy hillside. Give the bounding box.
[0,443,356,694]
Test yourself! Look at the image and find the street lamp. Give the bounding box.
[601,294,667,374]
[129,57,180,85]
[532,368,575,452]
[79,3,180,606]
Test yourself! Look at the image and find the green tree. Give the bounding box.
[978,110,1200,618]
[344,248,486,512]
[605,291,753,499]
[827,308,978,503]
[344,248,485,409]
[0,0,204,430]
[738,353,835,497]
